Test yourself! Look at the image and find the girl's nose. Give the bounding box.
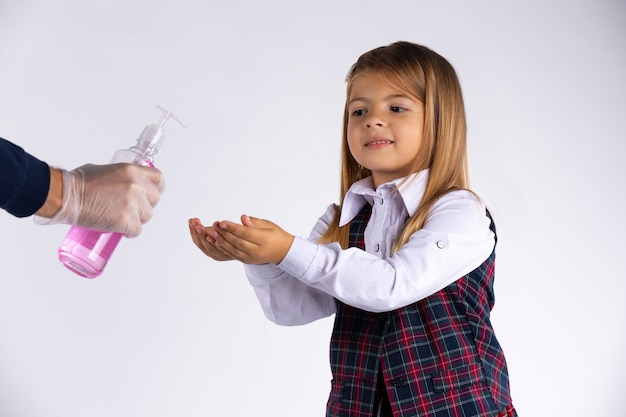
[365,112,385,128]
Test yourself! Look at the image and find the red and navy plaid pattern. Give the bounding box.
[326,204,517,417]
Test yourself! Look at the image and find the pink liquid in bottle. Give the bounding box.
[58,229,124,278]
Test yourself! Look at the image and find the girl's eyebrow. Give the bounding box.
[348,94,413,105]
[348,96,368,105]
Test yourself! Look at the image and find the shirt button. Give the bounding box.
[378,197,384,205]
[374,243,380,252]
[436,241,446,249]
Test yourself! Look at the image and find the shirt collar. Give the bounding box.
[338,169,430,226]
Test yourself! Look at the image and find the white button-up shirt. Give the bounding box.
[245,169,495,326]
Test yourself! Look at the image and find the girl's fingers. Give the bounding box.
[188,220,205,249]
[212,230,249,262]
[189,218,230,260]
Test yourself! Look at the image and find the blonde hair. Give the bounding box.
[318,41,471,252]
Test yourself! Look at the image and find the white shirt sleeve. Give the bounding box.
[278,190,495,313]
[244,204,339,326]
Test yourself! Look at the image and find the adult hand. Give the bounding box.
[35,163,165,237]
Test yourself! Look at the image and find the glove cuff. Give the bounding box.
[33,169,82,226]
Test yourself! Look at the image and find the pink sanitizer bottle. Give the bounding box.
[58,105,184,278]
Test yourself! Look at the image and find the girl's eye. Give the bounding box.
[352,109,366,117]
[390,106,407,113]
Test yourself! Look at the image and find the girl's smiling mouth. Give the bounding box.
[365,138,394,149]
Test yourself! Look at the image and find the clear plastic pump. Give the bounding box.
[58,105,184,278]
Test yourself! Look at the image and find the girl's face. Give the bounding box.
[347,73,425,188]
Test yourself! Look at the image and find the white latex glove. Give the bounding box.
[35,163,165,237]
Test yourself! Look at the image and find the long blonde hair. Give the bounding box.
[318,41,471,252]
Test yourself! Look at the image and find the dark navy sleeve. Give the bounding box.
[0,137,51,217]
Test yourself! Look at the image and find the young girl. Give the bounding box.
[189,41,517,417]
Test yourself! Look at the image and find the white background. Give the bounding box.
[1,1,624,416]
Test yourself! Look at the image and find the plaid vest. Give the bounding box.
[326,204,517,417]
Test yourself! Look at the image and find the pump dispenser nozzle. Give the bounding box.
[156,105,186,128]
[134,105,185,162]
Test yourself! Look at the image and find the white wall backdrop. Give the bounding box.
[1,1,624,416]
